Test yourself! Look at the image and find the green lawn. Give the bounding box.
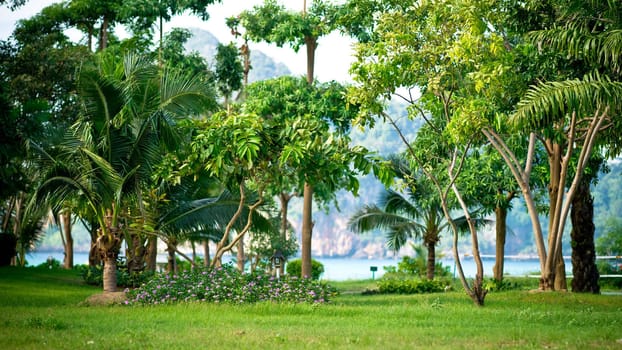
[1,267,621,349]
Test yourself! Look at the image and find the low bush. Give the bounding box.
[77,264,153,288]
[597,260,622,289]
[376,274,450,294]
[286,258,324,280]
[34,257,62,269]
[124,264,336,305]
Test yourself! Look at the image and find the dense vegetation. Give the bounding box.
[0,0,620,309]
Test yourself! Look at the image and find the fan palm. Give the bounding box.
[34,52,216,292]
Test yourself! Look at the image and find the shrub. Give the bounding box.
[391,255,452,279]
[377,275,450,294]
[483,278,520,292]
[597,260,622,289]
[77,263,153,288]
[124,264,337,305]
[286,258,324,280]
[34,257,62,269]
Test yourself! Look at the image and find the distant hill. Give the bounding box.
[185,28,291,82]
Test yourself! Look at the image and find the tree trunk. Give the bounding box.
[492,205,507,282]
[145,236,157,272]
[554,252,567,291]
[304,36,316,84]
[236,238,245,272]
[301,183,314,278]
[425,239,436,280]
[544,141,564,290]
[61,211,73,269]
[127,234,146,274]
[88,221,102,267]
[102,255,118,292]
[166,241,177,274]
[99,17,109,51]
[279,192,291,276]
[203,241,210,267]
[570,175,600,293]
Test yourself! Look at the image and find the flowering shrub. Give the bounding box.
[124,264,336,305]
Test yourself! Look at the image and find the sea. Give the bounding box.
[25,251,551,280]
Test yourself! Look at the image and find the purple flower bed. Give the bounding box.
[124,265,336,305]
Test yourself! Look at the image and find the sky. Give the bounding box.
[0,0,355,82]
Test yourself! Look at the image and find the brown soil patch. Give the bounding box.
[83,291,127,306]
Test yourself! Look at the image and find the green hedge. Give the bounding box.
[377,276,449,294]
[286,258,324,280]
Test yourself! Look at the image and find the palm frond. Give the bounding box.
[160,67,217,117]
[513,74,622,128]
[379,189,421,218]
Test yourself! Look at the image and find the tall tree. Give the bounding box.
[239,0,342,278]
[243,75,390,277]
[346,0,504,305]
[496,0,622,290]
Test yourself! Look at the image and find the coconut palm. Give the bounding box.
[33,52,216,292]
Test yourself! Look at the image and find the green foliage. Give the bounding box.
[77,262,154,288]
[483,278,522,292]
[286,258,324,280]
[34,257,61,269]
[215,42,243,100]
[596,260,622,289]
[393,255,451,279]
[239,0,339,52]
[125,265,336,305]
[596,217,622,256]
[376,276,449,294]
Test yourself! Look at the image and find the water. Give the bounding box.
[26,251,551,280]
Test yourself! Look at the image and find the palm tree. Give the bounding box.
[349,188,444,280]
[34,52,215,292]
[349,157,486,280]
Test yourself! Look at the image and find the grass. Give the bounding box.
[1,267,621,349]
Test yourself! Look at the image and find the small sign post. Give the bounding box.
[370,266,378,280]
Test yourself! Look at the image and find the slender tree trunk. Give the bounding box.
[61,211,73,269]
[301,183,314,278]
[425,239,436,280]
[304,36,316,84]
[279,192,291,276]
[166,241,177,274]
[99,17,109,51]
[236,238,245,272]
[570,175,600,293]
[203,241,210,267]
[493,205,507,282]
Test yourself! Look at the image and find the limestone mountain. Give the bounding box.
[184,28,291,82]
